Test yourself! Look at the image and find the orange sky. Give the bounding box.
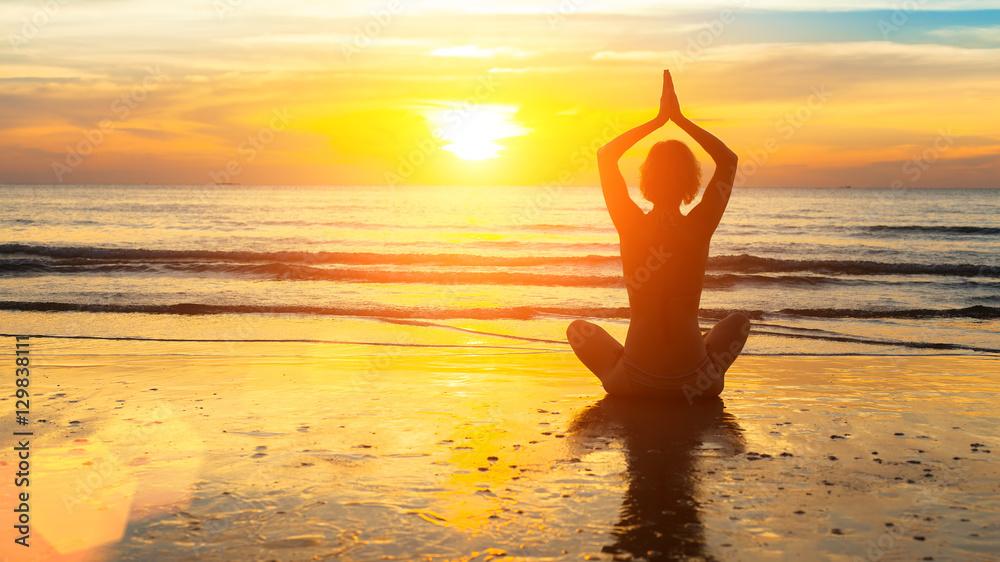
[1,1,998,187]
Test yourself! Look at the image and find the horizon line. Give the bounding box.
[1,183,997,189]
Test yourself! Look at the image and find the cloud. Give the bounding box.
[927,25,1000,46]
[592,51,665,62]
[1,2,998,185]
[429,45,531,58]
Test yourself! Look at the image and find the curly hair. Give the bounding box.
[639,140,702,206]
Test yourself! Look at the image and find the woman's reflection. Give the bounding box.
[569,395,744,559]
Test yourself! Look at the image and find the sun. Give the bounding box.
[443,139,505,161]
[424,104,531,161]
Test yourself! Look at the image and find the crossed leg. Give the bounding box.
[566,313,751,400]
[565,319,635,396]
[694,312,752,399]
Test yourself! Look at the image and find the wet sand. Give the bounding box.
[1,314,999,561]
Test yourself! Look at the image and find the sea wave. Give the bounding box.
[2,244,998,277]
[864,225,1000,236]
[0,244,613,268]
[1,259,903,289]
[709,254,1000,277]
[776,305,1000,319]
[2,300,997,321]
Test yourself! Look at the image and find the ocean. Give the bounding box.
[1,184,998,356]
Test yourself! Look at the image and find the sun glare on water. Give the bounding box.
[424,104,531,161]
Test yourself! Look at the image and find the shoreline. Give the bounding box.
[1,310,997,359]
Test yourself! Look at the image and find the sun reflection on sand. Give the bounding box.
[5,325,998,560]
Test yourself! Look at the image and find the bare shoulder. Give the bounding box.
[681,202,720,238]
[687,170,736,234]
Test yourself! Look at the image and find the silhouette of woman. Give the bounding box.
[567,70,751,401]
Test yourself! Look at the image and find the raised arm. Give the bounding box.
[663,71,738,232]
[596,72,673,233]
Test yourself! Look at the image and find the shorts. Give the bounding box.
[617,344,724,400]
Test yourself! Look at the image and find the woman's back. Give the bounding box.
[620,208,711,376]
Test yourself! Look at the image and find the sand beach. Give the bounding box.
[2,312,998,561]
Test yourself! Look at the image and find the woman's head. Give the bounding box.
[639,140,701,207]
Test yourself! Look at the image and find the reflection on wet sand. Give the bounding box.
[569,396,744,559]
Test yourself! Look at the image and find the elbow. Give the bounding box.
[597,141,623,161]
[596,153,611,169]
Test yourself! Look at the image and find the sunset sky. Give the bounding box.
[1,0,998,187]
